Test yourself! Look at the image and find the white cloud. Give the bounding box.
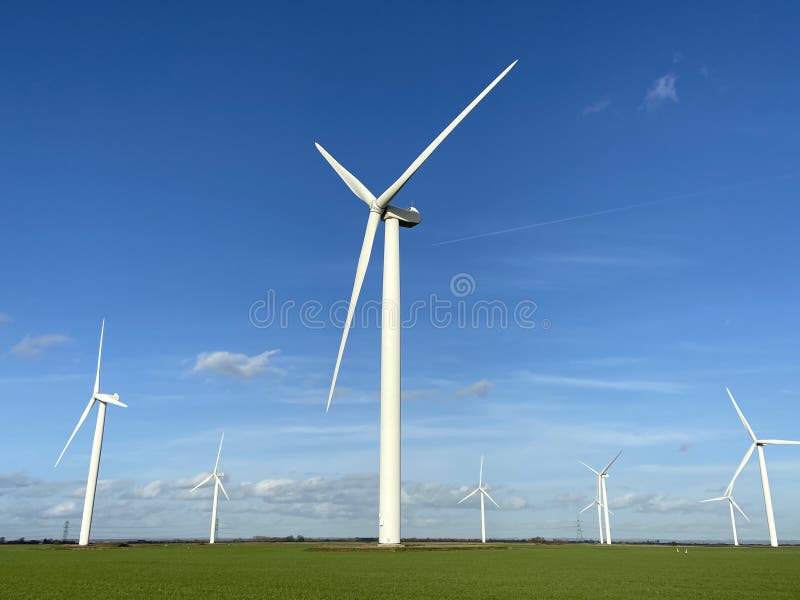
[643,73,679,110]
[402,388,440,401]
[454,379,493,398]
[571,356,644,367]
[9,334,72,357]
[41,500,79,518]
[611,492,702,514]
[193,350,285,379]
[523,372,683,394]
[0,313,11,324]
[582,97,611,115]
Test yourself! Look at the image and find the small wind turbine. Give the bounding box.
[318,60,517,544]
[724,387,800,547]
[54,320,126,546]
[190,433,230,544]
[701,492,749,546]
[458,456,500,543]
[579,475,606,544]
[580,450,622,544]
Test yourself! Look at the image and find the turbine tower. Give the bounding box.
[724,387,800,547]
[579,450,622,544]
[701,492,749,546]
[190,432,230,544]
[457,456,500,543]
[317,60,517,544]
[54,320,126,546]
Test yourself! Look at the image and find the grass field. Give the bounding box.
[3,542,800,599]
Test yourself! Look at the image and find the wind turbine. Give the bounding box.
[190,432,230,544]
[458,456,500,543]
[54,320,126,546]
[317,60,517,544]
[724,387,800,547]
[579,474,606,544]
[701,492,749,546]
[579,450,622,544]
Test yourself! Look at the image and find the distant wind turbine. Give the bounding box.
[580,450,622,544]
[724,387,800,547]
[579,474,607,544]
[701,492,749,546]
[458,456,500,543]
[190,433,230,544]
[54,320,126,546]
[318,60,517,544]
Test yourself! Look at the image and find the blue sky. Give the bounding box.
[1,1,799,542]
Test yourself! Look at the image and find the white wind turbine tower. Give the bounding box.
[458,456,500,543]
[317,60,517,544]
[580,450,622,545]
[701,490,749,546]
[190,433,230,544]
[724,387,800,547]
[54,320,126,546]
[579,473,606,544]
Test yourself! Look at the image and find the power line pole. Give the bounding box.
[575,517,584,542]
[62,520,70,543]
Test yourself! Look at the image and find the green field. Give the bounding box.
[3,543,799,599]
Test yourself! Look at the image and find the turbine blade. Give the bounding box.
[374,60,517,210]
[730,498,750,521]
[190,474,214,492]
[580,502,595,514]
[93,319,105,395]
[315,143,376,207]
[725,443,756,495]
[54,396,96,467]
[726,387,757,442]
[602,450,623,474]
[482,489,500,509]
[458,487,480,504]
[214,432,225,472]
[759,439,800,445]
[579,461,600,476]
[326,211,382,412]
[700,497,727,503]
[216,476,230,501]
[479,456,484,487]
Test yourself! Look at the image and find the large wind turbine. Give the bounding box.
[580,450,622,545]
[54,320,126,546]
[317,60,517,544]
[579,474,606,544]
[724,387,800,547]
[458,456,500,543]
[190,433,230,544]
[701,492,749,546]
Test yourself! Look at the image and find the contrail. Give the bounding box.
[433,200,660,246]
[433,171,800,247]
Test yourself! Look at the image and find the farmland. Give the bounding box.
[3,543,799,599]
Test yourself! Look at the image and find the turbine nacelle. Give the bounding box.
[95,393,126,407]
[384,205,421,227]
